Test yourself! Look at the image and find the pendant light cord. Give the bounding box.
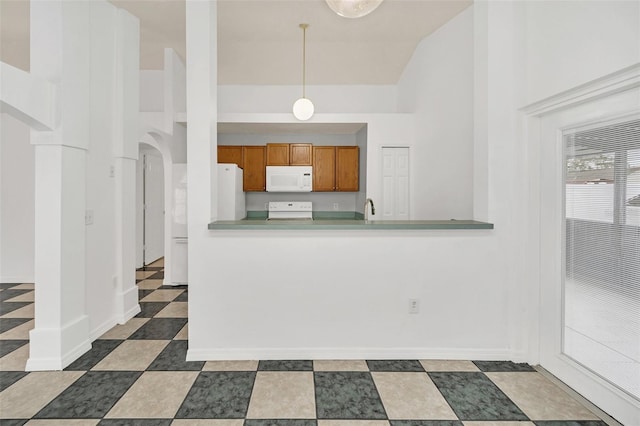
[300,23,309,99]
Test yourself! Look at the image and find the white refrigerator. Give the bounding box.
[218,164,246,220]
[171,164,188,285]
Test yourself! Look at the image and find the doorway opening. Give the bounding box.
[137,144,165,268]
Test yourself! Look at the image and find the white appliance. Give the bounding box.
[171,164,188,285]
[268,201,313,220]
[266,166,313,192]
[218,163,246,220]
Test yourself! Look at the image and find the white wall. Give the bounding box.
[140,70,163,112]
[524,0,640,105]
[219,85,398,114]
[0,113,34,282]
[397,6,474,220]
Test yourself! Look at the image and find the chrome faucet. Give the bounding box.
[364,198,375,221]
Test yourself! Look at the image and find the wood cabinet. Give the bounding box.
[267,143,312,166]
[312,146,336,191]
[217,146,243,167]
[266,144,289,166]
[290,143,312,166]
[336,146,359,192]
[242,146,266,191]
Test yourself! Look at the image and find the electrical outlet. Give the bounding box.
[109,165,115,178]
[85,209,94,225]
[408,298,420,314]
[264,202,269,210]
[333,203,339,211]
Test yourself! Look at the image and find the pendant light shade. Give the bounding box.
[293,23,314,121]
[325,0,384,18]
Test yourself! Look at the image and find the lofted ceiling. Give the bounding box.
[0,0,471,85]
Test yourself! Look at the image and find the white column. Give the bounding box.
[185,0,217,353]
[26,0,92,371]
[113,8,141,322]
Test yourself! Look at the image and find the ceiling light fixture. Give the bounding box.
[292,23,314,121]
[325,0,384,18]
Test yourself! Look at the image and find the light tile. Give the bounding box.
[246,371,316,419]
[92,340,168,371]
[372,372,457,420]
[203,360,259,371]
[0,319,34,340]
[138,279,163,289]
[25,420,100,425]
[174,323,188,340]
[0,343,29,371]
[5,290,35,302]
[98,318,149,340]
[314,360,369,371]
[155,302,188,318]
[319,422,391,426]
[0,371,84,419]
[486,372,600,420]
[172,421,244,426]
[12,283,35,290]
[140,289,183,302]
[106,371,198,418]
[420,360,480,372]
[1,302,34,318]
[463,422,536,426]
[136,270,157,280]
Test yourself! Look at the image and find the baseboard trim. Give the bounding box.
[0,275,34,283]
[186,347,512,362]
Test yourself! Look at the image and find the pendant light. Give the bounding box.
[293,23,314,121]
[325,0,384,18]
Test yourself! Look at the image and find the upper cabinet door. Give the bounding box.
[312,146,336,191]
[290,143,313,166]
[242,146,266,191]
[336,146,359,192]
[266,143,290,166]
[217,146,243,167]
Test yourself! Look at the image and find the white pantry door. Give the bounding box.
[143,152,164,265]
[381,147,410,220]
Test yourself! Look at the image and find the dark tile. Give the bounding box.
[0,283,22,289]
[0,340,28,357]
[129,318,187,340]
[148,271,164,280]
[99,420,172,426]
[0,289,31,302]
[473,360,536,372]
[176,371,256,418]
[366,360,424,372]
[135,302,169,318]
[0,371,28,392]
[137,266,164,271]
[160,284,188,290]
[391,422,463,426]
[147,340,205,371]
[136,279,143,283]
[258,360,313,371]
[429,372,528,421]
[0,318,30,333]
[314,371,387,419]
[34,371,141,418]
[0,420,28,426]
[533,422,608,426]
[64,340,123,371]
[0,302,30,316]
[138,289,155,299]
[245,421,317,426]
[174,291,188,302]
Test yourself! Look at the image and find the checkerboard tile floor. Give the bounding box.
[0,259,610,425]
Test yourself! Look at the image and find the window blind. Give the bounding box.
[563,118,640,400]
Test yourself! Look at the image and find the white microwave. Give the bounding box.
[266,166,313,192]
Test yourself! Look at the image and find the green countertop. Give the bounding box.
[208,218,494,230]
